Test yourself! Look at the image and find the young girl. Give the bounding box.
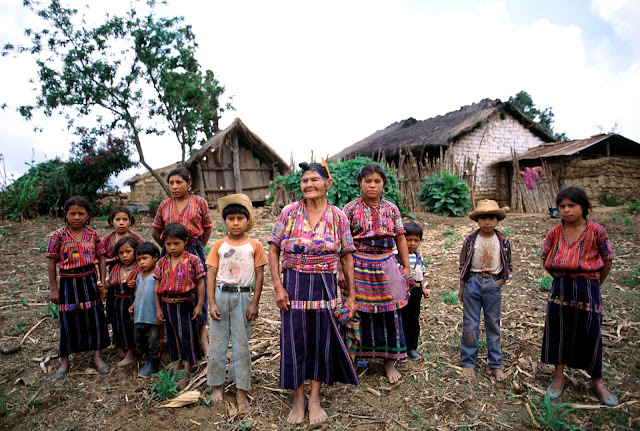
[152,167,212,353]
[109,237,141,366]
[154,222,206,390]
[46,196,111,379]
[541,186,617,406]
[342,164,411,383]
[102,206,143,342]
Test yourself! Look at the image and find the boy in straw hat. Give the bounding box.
[206,194,268,412]
[458,199,512,381]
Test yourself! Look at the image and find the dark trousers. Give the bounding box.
[401,285,423,351]
[134,323,161,359]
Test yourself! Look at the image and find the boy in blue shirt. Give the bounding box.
[129,242,161,377]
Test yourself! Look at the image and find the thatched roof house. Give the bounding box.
[496,134,640,209]
[185,118,289,205]
[330,99,556,206]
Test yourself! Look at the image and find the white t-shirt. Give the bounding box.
[470,233,503,275]
[205,237,268,286]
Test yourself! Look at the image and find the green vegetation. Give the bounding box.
[509,90,568,141]
[531,394,585,430]
[440,291,459,305]
[268,157,406,212]
[598,192,622,207]
[418,171,471,217]
[150,369,185,401]
[534,274,553,291]
[625,199,640,214]
[147,195,164,217]
[45,304,59,319]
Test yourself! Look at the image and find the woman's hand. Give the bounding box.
[344,296,356,320]
[275,287,291,311]
[337,271,346,290]
[403,267,411,280]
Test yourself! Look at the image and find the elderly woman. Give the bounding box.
[268,162,359,426]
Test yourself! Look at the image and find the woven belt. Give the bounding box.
[161,294,195,304]
[114,293,135,299]
[470,272,493,279]
[219,283,251,293]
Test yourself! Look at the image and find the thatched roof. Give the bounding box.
[185,118,289,174]
[124,162,182,186]
[329,99,556,161]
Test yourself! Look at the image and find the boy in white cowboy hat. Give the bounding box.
[206,194,268,412]
[458,199,512,381]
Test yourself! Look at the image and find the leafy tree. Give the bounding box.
[2,0,230,195]
[508,91,568,141]
[0,135,135,220]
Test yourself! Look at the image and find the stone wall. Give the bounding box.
[447,112,548,205]
[127,163,180,204]
[555,157,640,201]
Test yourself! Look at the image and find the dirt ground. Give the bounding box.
[0,206,638,430]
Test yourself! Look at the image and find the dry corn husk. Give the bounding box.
[157,390,201,408]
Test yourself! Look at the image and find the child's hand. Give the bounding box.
[128,304,135,315]
[209,303,221,321]
[422,287,431,299]
[458,286,464,302]
[50,288,60,305]
[192,304,202,320]
[127,279,136,288]
[495,279,506,288]
[99,288,107,301]
[246,303,259,321]
[156,309,166,323]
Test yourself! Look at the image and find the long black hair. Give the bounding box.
[556,186,591,219]
[162,222,189,242]
[108,205,135,227]
[357,163,387,186]
[63,196,92,224]
[113,236,139,261]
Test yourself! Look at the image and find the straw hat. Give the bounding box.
[468,199,506,221]
[218,193,255,231]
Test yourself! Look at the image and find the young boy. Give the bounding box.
[206,194,268,412]
[399,222,431,359]
[129,242,161,377]
[458,200,512,381]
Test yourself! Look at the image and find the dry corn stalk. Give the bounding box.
[157,390,201,408]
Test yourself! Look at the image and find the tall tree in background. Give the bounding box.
[2,0,230,196]
[508,91,568,141]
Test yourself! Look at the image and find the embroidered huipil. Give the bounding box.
[342,198,406,252]
[46,227,106,271]
[542,221,613,279]
[268,200,355,274]
[109,263,141,295]
[459,229,512,281]
[154,252,206,295]
[152,194,212,241]
[101,231,143,259]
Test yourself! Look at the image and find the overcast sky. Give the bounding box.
[1,0,639,191]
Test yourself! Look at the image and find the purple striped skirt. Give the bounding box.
[112,283,135,350]
[161,291,201,364]
[541,276,603,378]
[279,269,359,390]
[58,273,110,356]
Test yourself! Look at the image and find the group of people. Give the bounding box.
[46,162,618,427]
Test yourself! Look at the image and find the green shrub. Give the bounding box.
[599,192,622,207]
[625,199,640,214]
[418,172,471,217]
[147,194,164,216]
[150,369,185,401]
[440,291,459,305]
[534,274,553,291]
[531,394,585,431]
[268,157,407,212]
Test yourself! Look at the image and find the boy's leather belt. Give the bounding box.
[219,283,251,293]
[161,294,195,303]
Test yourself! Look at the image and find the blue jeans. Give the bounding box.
[207,288,252,390]
[460,275,503,369]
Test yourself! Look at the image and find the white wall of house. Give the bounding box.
[448,112,548,203]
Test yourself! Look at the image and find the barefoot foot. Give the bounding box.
[308,398,327,426]
[236,389,250,413]
[384,360,402,383]
[115,346,126,359]
[286,393,305,424]
[211,385,223,402]
[462,367,475,378]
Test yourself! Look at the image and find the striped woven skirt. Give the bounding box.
[279,269,359,390]
[58,272,110,357]
[541,276,603,378]
[112,283,135,350]
[357,310,407,361]
[161,291,201,364]
[353,251,409,313]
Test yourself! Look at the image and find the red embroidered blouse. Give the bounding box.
[152,194,212,241]
[154,252,206,295]
[101,231,144,259]
[46,227,106,270]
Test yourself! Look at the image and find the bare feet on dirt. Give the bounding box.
[492,368,506,381]
[236,389,250,413]
[286,393,305,424]
[462,367,475,378]
[117,352,136,367]
[308,397,327,426]
[115,346,126,359]
[211,385,223,402]
[384,359,402,383]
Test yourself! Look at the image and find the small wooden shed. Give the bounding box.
[185,118,290,205]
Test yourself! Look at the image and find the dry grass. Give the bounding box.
[0,206,638,430]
